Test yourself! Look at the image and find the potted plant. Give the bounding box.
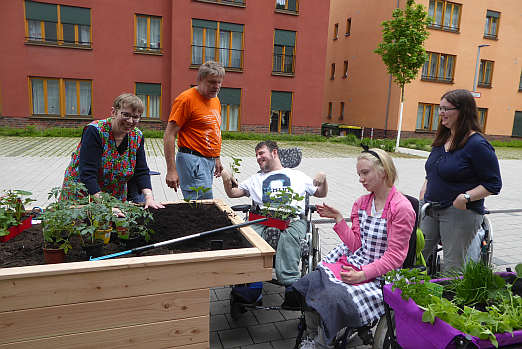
[0,189,35,242]
[250,187,305,230]
[114,201,155,249]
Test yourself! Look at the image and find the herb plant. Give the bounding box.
[260,187,304,221]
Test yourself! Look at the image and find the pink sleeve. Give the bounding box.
[361,197,415,280]
[333,198,362,252]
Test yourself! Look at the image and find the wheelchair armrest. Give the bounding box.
[308,205,317,213]
[231,204,251,213]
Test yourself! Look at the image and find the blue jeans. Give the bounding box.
[176,151,215,200]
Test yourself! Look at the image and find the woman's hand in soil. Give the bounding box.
[144,194,165,209]
[112,207,125,217]
[340,266,366,284]
[316,203,343,223]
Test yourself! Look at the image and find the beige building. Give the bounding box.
[324,0,522,138]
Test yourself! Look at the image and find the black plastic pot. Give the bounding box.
[123,236,146,250]
[83,241,104,259]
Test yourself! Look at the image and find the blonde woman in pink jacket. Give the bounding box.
[289,147,415,349]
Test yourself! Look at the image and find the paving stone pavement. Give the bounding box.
[1,137,521,349]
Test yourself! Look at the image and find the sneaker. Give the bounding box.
[281,287,304,310]
[299,338,316,349]
[231,285,263,305]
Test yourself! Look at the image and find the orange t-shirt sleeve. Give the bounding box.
[168,95,189,127]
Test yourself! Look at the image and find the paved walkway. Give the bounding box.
[1,137,521,348]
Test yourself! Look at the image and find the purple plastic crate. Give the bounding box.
[384,273,522,349]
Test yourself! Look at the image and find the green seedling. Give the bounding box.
[260,187,304,221]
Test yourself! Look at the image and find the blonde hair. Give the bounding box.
[112,93,144,114]
[357,148,397,187]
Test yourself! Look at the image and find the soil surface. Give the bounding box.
[0,203,252,268]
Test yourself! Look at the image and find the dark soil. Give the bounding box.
[0,203,252,268]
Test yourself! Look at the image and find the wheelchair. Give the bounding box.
[421,202,494,277]
[293,194,421,349]
[227,147,322,320]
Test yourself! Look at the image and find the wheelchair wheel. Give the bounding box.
[372,312,396,349]
[312,224,321,269]
[480,216,493,267]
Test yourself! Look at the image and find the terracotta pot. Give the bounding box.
[43,248,65,264]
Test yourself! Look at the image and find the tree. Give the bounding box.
[375,0,431,150]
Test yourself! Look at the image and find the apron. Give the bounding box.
[61,118,142,201]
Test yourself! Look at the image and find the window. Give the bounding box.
[333,23,339,40]
[512,111,522,137]
[270,91,292,133]
[275,0,298,13]
[346,18,351,36]
[330,63,335,80]
[421,52,456,83]
[339,102,344,120]
[195,0,245,6]
[477,108,487,132]
[478,60,494,88]
[192,19,244,69]
[136,83,161,119]
[24,1,91,47]
[519,71,522,91]
[484,10,500,39]
[343,60,348,78]
[428,0,461,32]
[273,29,296,75]
[135,15,162,53]
[218,88,241,131]
[327,102,332,119]
[416,103,439,132]
[29,77,92,116]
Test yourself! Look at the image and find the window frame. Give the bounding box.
[269,91,293,134]
[135,82,162,119]
[191,20,244,71]
[339,102,344,120]
[484,10,500,40]
[134,14,163,54]
[24,2,92,49]
[194,0,246,7]
[477,107,488,132]
[29,76,92,117]
[275,0,299,14]
[218,87,242,131]
[272,29,296,76]
[346,18,352,36]
[343,60,348,78]
[478,60,494,88]
[428,0,462,33]
[333,23,339,40]
[416,102,440,132]
[421,51,456,83]
[519,71,522,92]
[330,63,335,80]
[327,102,332,119]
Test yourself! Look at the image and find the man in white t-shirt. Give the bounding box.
[222,141,327,303]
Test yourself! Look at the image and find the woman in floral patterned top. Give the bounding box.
[61,93,164,209]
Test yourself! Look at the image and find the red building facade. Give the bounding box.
[0,0,329,134]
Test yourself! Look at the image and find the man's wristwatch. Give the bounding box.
[463,193,471,203]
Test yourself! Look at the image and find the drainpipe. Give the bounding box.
[383,0,400,138]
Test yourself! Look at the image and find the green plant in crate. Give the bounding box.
[77,192,119,245]
[0,207,18,237]
[188,186,211,208]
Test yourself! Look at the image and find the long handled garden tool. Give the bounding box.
[90,217,268,261]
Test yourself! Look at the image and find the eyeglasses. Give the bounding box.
[439,106,458,112]
[119,111,141,121]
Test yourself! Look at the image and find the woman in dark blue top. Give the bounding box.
[419,89,501,272]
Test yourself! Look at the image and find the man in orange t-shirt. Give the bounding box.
[163,61,225,200]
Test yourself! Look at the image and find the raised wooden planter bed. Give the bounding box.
[0,200,275,349]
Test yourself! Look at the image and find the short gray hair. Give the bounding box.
[112,93,144,114]
[197,61,225,81]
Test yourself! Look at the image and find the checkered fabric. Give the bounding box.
[264,226,281,250]
[318,209,388,325]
